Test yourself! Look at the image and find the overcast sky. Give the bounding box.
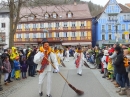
[81,0,129,6]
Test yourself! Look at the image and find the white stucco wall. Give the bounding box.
[0,14,10,49]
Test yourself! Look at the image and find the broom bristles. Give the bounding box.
[68,84,84,95]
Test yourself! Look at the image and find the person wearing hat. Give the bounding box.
[38,40,59,97]
[114,46,127,95]
[102,50,109,78]
[75,47,85,76]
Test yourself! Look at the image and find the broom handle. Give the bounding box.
[45,57,70,84]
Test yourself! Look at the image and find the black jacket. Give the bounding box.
[114,52,126,74]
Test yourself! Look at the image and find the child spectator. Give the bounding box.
[14,56,21,80]
[107,58,114,81]
[102,50,109,78]
[21,56,28,79]
[3,56,11,85]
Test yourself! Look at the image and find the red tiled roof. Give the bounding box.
[125,3,130,7]
[20,4,92,21]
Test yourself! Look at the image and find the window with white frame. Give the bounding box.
[81,21,84,26]
[108,34,112,40]
[72,32,75,37]
[53,13,57,18]
[81,32,85,36]
[56,33,59,37]
[41,33,44,38]
[122,34,125,39]
[102,25,105,30]
[128,24,130,30]
[122,24,125,30]
[48,33,52,38]
[68,12,72,18]
[26,33,29,38]
[56,22,59,27]
[108,25,111,30]
[72,22,75,27]
[64,22,67,27]
[1,23,5,28]
[124,15,126,20]
[17,24,21,29]
[45,13,49,19]
[33,24,37,29]
[18,34,21,38]
[25,24,29,29]
[33,33,36,38]
[40,23,44,28]
[102,34,105,40]
[48,23,51,28]
[64,32,67,37]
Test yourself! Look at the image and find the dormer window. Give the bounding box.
[67,11,73,18]
[52,12,57,18]
[45,12,49,19]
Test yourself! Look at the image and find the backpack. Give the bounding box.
[105,55,109,64]
[124,56,129,67]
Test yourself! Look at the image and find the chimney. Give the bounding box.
[74,0,77,5]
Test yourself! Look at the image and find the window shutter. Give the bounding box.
[79,32,81,37]
[84,31,87,36]
[79,21,81,26]
[61,32,63,37]
[70,22,72,26]
[53,22,56,27]
[37,33,39,38]
[69,32,71,37]
[44,33,46,38]
[75,32,77,37]
[75,21,77,26]
[54,32,56,37]
[59,32,61,37]
[16,34,18,38]
[84,21,87,26]
[24,34,26,38]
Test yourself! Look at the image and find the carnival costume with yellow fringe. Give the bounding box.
[39,46,52,73]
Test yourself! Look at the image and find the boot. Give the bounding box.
[119,88,127,95]
[115,83,120,87]
[116,87,121,93]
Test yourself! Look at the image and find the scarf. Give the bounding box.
[39,47,52,73]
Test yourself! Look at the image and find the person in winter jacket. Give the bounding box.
[114,46,127,95]
[21,56,28,79]
[0,54,3,91]
[3,56,11,85]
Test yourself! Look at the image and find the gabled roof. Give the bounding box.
[96,1,130,20]
[20,3,92,21]
[125,3,130,8]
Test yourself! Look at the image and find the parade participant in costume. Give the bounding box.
[10,47,19,79]
[38,40,59,97]
[53,47,60,73]
[59,48,64,65]
[75,47,85,76]
[65,47,69,62]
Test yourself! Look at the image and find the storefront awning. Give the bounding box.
[62,42,91,46]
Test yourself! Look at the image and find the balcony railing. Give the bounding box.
[123,19,130,22]
[80,26,86,29]
[71,26,76,30]
[63,27,68,30]
[32,28,37,31]
[25,28,30,31]
[71,37,76,40]
[25,38,30,41]
[80,36,87,40]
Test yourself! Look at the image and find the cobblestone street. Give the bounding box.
[0,57,129,97]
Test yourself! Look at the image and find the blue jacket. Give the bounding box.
[14,60,20,70]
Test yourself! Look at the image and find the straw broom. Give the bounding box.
[45,57,84,95]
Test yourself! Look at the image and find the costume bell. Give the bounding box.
[38,41,59,97]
